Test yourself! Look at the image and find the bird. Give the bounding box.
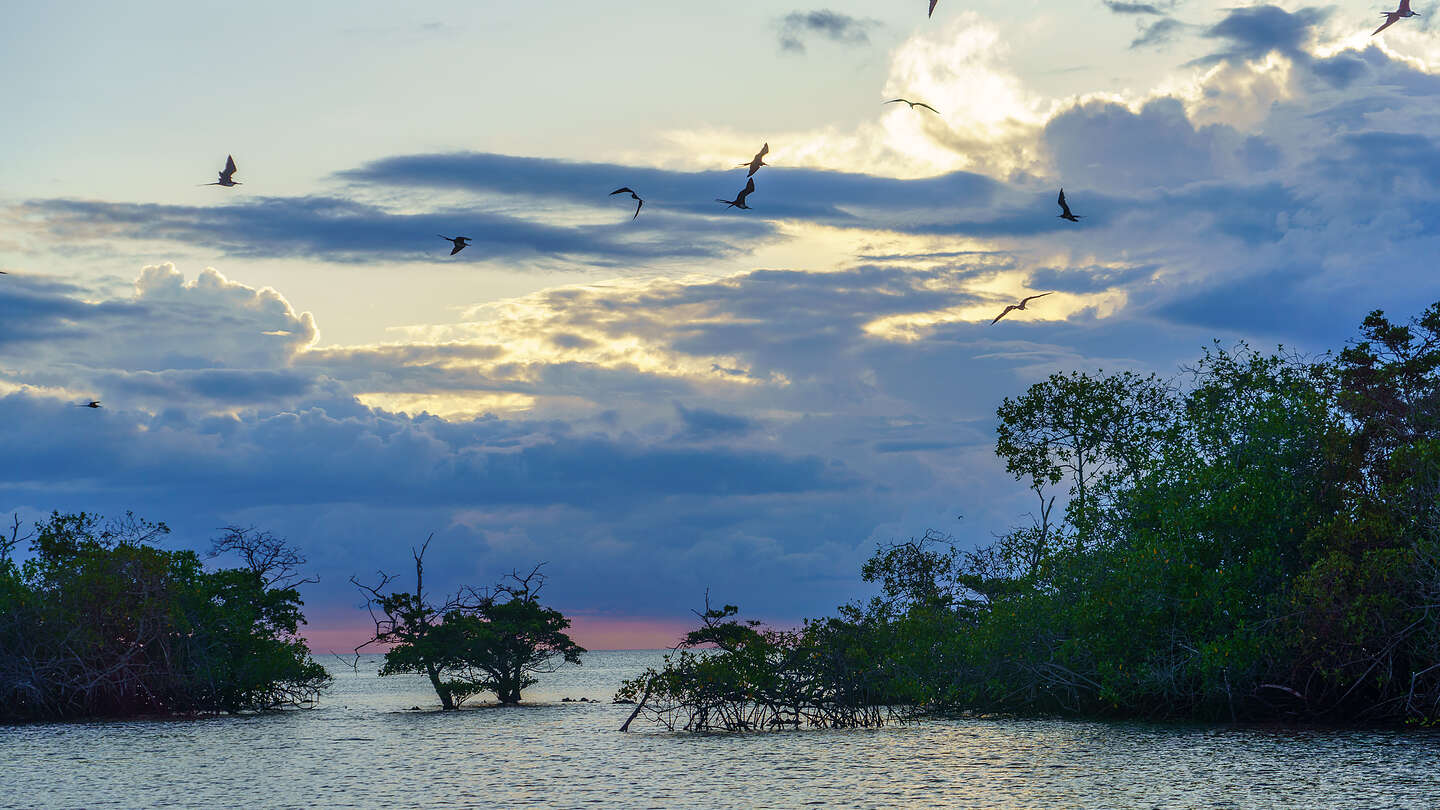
[929,0,939,17]
[78,400,102,409]
[609,187,644,220]
[1057,189,1083,222]
[738,143,769,177]
[885,98,940,115]
[990,292,1054,325]
[716,177,757,210]
[201,155,241,187]
[438,235,472,255]
[1373,0,1419,35]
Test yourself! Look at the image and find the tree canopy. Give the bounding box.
[354,540,584,708]
[0,512,329,723]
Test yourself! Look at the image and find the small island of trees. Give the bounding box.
[352,537,585,709]
[621,303,1440,730]
[0,514,329,723]
[0,516,585,723]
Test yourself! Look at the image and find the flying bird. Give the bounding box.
[929,0,939,17]
[438,235,472,255]
[716,177,757,210]
[79,400,102,409]
[990,292,1054,325]
[609,187,644,220]
[201,155,241,187]
[1373,0,1418,34]
[1057,189,1083,222]
[738,143,769,177]
[885,98,940,115]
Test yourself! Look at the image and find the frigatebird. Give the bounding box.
[610,187,644,220]
[438,235,473,255]
[739,143,769,177]
[201,155,241,187]
[991,293,1054,325]
[1374,0,1419,34]
[80,400,102,409]
[716,177,756,210]
[885,98,940,115]
[1057,189,1083,222]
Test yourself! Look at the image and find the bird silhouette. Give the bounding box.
[438,235,473,255]
[1057,189,1083,222]
[738,143,769,177]
[929,0,939,17]
[79,400,102,409]
[610,187,644,220]
[990,292,1054,325]
[1374,0,1419,34]
[716,177,757,210]
[885,98,940,115]
[201,155,241,187]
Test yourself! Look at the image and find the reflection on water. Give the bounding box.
[4,650,1439,809]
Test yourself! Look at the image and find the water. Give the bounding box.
[4,650,1439,809]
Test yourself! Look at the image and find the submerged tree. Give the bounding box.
[616,596,888,732]
[353,539,584,708]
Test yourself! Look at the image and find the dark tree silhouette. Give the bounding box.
[353,539,583,708]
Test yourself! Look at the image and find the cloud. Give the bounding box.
[21,194,760,268]
[1194,5,1330,65]
[1132,17,1189,49]
[675,402,756,440]
[776,10,880,54]
[1103,1,1166,15]
[13,14,1440,637]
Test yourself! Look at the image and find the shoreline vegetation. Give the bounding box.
[0,517,329,723]
[8,304,1440,730]
[618,304,1440,731]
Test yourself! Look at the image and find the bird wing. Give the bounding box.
[736,177,756,204]
[1374,13,1400,34]
[929,0,939,17]
[991,305,1018,325]
[1019,292,1054,306]
[758,143,769,159]
[450,243,465,255]
[1057,189,1074,217]
[222,154,237,178]
[884,98,908,105]
[913,102,940,114]
[633,198,643,219]
[1400,0,1412,13]
[610,187,635,196]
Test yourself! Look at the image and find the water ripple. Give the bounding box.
[3,651,1439,809]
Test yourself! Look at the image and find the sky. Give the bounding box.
[4,0,1440,650]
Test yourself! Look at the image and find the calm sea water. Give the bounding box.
[4,650,1440,809]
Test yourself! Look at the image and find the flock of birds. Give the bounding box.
[32,0,1431,415]
[196,123,1076,329]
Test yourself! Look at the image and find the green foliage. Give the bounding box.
[0,512,330,723]
[627,303,1440,729]
[355,545,584,708]
[616,600,888,732]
